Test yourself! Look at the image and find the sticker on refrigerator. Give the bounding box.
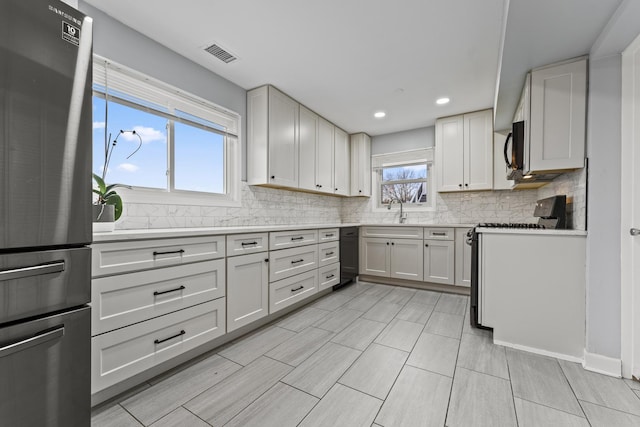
[62,22,80,46]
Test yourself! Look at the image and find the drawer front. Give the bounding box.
[269,229,318,250]
[269,245,318,282]
[226,233,269,257]
[318,263,340,291]
[91,259,225,336]
[424,227,455,241]
[361,226,424,239]
[269,270,318,313]
[91,298,225,393]
[92,236,225,277]
[318,241,340,267]
[318,228,339,242]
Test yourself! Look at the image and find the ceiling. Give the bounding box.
[85,0,623,137]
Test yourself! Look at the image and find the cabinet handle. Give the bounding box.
[326,251,334,256]
[458,184,462,188]
[425,244,429,247]
[326,274,335,279]
[335,188,338,191]
[153,285,186,296]
[386,242,389,245]
[154,330,185,345]
[325,233,334,237]
[391,242,395,245]
[265,258,269,263]
[359,190,362,193]
[291,286,304,292]
[291,259,305,264]
[271,175,275,179]
[241,241,258,246]
[291,236,304,241]
[153,249,185,257]
[465,183,469,187]
[432,232,446,236]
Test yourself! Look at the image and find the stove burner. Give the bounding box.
[478,223,546,229]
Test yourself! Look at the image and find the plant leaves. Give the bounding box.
[92,173,106,194]
[105,194,123,221]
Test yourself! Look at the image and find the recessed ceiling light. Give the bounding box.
[374,111,386,118]
[436,97,450,105]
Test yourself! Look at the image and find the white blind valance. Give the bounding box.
[371,148,434,169]
[93,55,240,136]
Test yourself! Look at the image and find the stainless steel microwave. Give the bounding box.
[504,120,525,180]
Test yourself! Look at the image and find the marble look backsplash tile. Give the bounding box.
[114,168,587,230]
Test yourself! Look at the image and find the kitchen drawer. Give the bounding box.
[318,262,340,291]
[269,245,318,282]
[318,228,339,242]
[92,236,225,277]
[318,241,340,267]
[360,226,424,239]
[269,270,318,313]
[226,233,269,256]
[269,229,318,250]
[91,259,225,336]
[424,227,455,241]
[91,298,225,393]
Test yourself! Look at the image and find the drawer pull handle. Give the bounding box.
[0,261,65,282]
[153,249,185,257]
[153,285,186,296]
[432,232,446,236]
[291,259,305,264]
[326,251,334,256]
[0,326,64,358]
[326,274,335,279]
[325,233,334,237]
[291,236,304,241]
[291,286,304,292]
[154,330,185,345]
[241,241,258,246]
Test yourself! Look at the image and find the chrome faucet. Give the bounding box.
[388,201,408,223]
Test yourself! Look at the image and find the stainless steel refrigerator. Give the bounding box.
[0,0,93,425]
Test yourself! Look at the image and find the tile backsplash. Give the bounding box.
[115,169,587,230]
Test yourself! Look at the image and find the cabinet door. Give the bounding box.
[333,127,350,196]
[298,105,318,191]
[529,58,586,172]
[360,237,390,277]
[226,252,269,332]
[350,133,371,196]
[268,88,299,187]
[435,115,465,191]
[317,117,335,193]
[464,109,493,190]
[454,228,472,287]
[424,240,454,285]
[390,239,424,281]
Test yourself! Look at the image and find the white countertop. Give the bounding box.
[93,222,476,242]
[476,227,587,236]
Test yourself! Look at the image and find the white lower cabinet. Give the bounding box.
[424,240,454,285]
[318,241,339,267]
[269,244,318,282]
[91,298,225,393]
[318,263,340,291]
[390,239,423,281]
[454,228,472,287]
[269,269,318,313]
[226,252,269,332]
[360,237,391,277]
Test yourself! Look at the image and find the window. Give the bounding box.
[92,55,240,206]
[372,149,434,210]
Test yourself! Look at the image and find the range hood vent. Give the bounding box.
[204,43,238,64]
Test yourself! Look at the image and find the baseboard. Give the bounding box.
[493,339,584,364]
[583,350,622,378]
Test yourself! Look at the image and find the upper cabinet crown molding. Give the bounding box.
[435,109,494,192]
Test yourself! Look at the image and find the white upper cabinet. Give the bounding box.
[350,133,371,197]
[317,117,335,192]
[435,109,493,192]
[247,85,299,188]
[298,105,318,191]
[333,127,350,196]
[529,57,586,173]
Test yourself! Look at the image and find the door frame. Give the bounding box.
[621,32,640,379]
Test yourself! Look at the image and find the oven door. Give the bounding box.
[0,306,90,427]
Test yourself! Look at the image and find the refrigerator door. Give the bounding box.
[0,247,90,325]
[0,306,90,427]
[0,0,92,250]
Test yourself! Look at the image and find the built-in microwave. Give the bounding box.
[504,120,525,180]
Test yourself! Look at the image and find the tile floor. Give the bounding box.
[91,281,640,427]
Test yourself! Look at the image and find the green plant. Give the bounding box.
[92,173,129,221]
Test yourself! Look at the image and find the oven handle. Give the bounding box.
[0,261,65,282]
[0,326,64,359]
[503,132,513,168]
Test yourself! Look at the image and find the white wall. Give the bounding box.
[371,126,434,155]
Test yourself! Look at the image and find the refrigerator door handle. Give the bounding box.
[0,326,64,359]
[0,261,65,282]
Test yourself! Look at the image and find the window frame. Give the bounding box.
[92,55,241,207]
[372,149,435,212]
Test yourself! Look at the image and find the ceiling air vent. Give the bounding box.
[204,43,238,64]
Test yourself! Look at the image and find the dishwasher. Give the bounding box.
[337,227,359,287]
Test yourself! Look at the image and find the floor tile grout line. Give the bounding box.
[515,396,591,420]
[219,379,296,427]
[179,406,213,427]
[577,398,640,420]
[118,403,146,427]
[505,344,521,427]
[442,315,465,427]
[557,358,592,420]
